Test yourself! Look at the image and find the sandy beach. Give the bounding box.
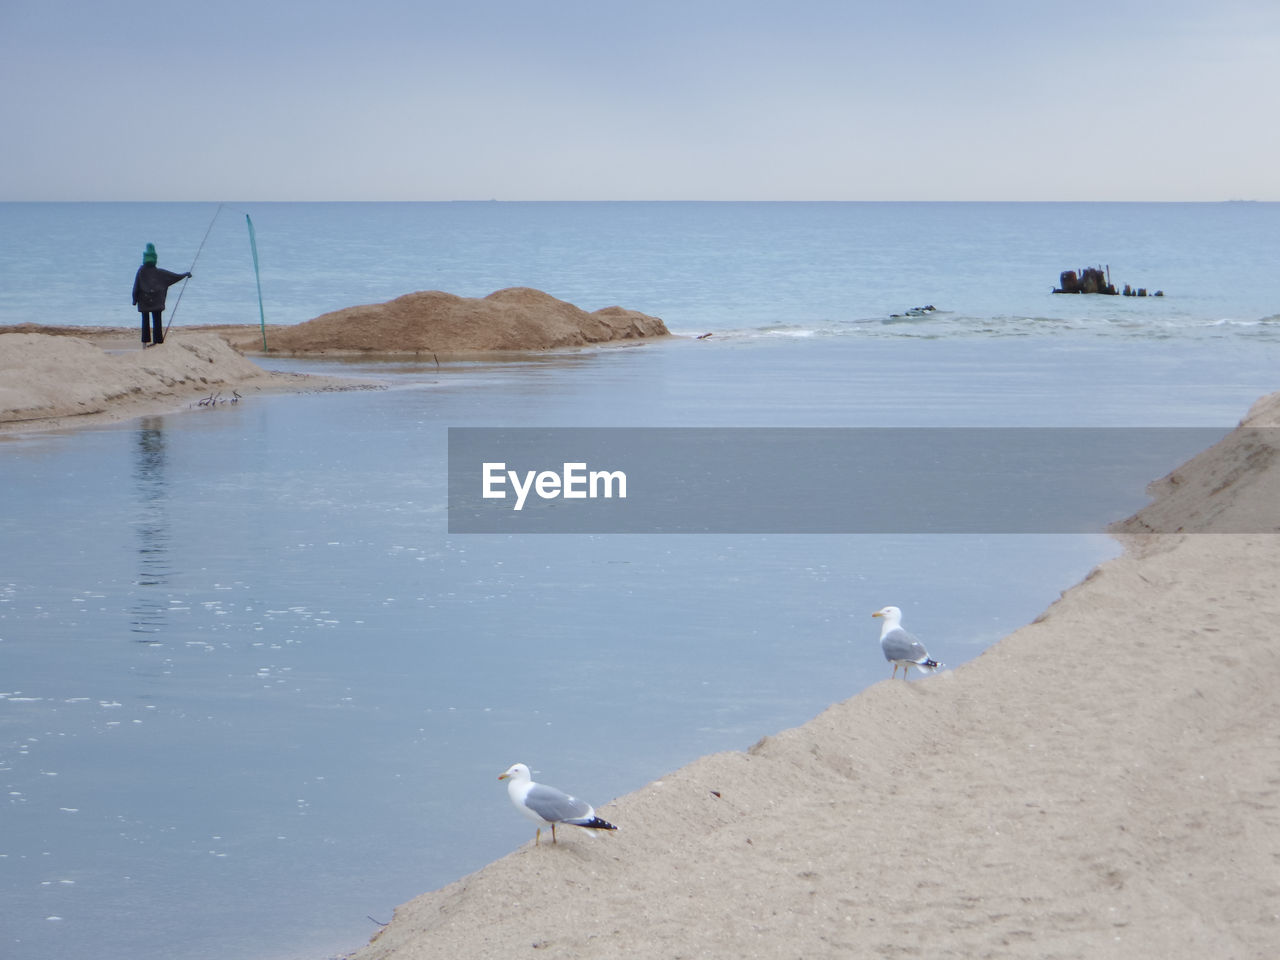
[349,397,1280,960]
[2,329,1276,959]
[0,330,382,434]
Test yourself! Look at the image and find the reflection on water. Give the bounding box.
[130,417,171,635]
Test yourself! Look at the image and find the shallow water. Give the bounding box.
[2,202,1279,960]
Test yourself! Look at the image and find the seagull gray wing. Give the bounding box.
[524,783,593,824]
[881,626,930,663]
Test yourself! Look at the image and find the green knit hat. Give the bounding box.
[143,243,157,265]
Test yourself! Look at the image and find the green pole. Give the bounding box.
[246,214,268,350]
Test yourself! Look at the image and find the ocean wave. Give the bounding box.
[675,311,1280,343]
[669,323,826,340]
[1206,316,1279,328]
[758,325,819,338]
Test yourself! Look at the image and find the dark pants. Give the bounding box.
[141,311,164,344]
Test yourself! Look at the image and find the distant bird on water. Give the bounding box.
[871,605,941,679]
[498,763,618,845]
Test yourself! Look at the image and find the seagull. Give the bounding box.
[871,605,941,679]
[498,763,618,845]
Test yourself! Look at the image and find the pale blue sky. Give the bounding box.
[2,0,1276,200]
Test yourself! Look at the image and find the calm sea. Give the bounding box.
[1,202,1278,960]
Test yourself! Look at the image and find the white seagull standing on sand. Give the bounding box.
[871,605,942,679]
[498,763,618,845]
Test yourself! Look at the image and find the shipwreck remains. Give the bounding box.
[1054,265,1162,297]
[1056,266,1116,295]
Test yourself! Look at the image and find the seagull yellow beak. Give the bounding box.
[871,611,883,618]
[498,772,509,781]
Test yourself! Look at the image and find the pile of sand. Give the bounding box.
[0,332,374,432]
[223,287,670,356]
[349,397,1280,959]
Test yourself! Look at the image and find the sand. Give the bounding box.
[349,398,1280,960]
[0,331,380,433]
[219,287,671,356]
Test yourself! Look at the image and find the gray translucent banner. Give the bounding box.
[447,427,1258,534]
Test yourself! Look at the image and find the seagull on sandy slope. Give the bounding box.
[871,605,942,680]
[498,763,618,845]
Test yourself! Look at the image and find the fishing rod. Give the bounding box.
[163,203,223,338]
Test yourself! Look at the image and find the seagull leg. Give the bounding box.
[551,823,558,844]
[535,828,541,846]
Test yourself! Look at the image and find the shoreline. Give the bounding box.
[4,327,1276,957]
[348,395,1280,959]
[0,323,677,435]
[0,321,677,359]
[0,330,385,436]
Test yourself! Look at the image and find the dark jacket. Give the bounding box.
[132,264,187,312]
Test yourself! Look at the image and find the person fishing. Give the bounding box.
[131,242,191,346]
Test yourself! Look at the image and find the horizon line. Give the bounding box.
[1,197,1274,205]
